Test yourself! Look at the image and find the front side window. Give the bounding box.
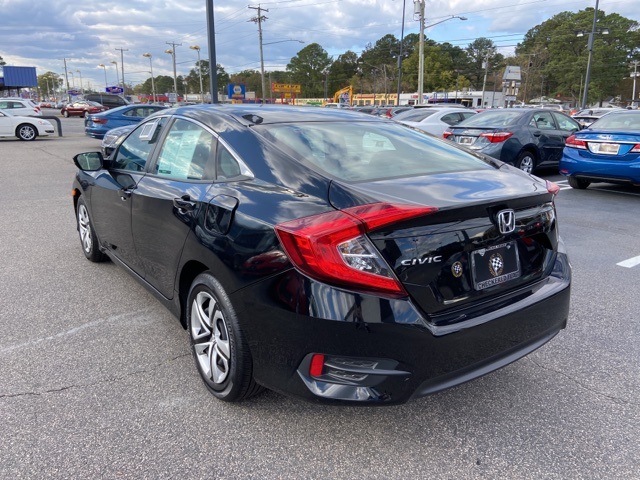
[154,118,215,181]
[112,118,165,172]
[552,113,579,132]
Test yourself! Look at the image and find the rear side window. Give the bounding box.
[154,118,215,181]
[256,121,492,181]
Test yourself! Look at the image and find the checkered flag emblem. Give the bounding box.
[452,261,463,278]
[489,253,504,277]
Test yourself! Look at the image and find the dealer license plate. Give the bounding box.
[471,241,521,290]
[590,142,620,155]
[458,136,475,145]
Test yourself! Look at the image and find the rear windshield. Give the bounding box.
[254,121,492,182]
[589,112,640,130]
[394,109,438,122]
[458,110,523,127]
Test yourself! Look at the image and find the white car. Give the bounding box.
[0,109,55,140]
[394,107,477,137]
[0,97,42,116]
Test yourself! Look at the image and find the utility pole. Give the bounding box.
[396,0,406,105]
[115,48,128,95]
[415,0,425,105]
[249,4,268,104]
[631,60,639,108]
[481,54,489,108]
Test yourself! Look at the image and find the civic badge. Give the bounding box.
[496,209,516,235]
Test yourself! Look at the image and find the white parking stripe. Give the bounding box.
[617,255,640,268]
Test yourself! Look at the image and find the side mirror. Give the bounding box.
[73,152,104,171]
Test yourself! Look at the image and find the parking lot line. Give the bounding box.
[617,255,640,268]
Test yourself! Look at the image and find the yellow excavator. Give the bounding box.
[332,85,353,107]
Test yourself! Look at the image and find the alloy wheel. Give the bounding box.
[191,291,231,385]
[77,204,93,253]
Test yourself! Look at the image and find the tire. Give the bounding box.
[82,111,87,118]
[16,124,37,141]
[186,272,263,402]
[63,110,69,118]
[568,176,590,189]
[76,197,106,262]
[514,151,536,173]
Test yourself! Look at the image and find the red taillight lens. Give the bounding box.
[442,130,453,139]
[93,118,108,124]
[479,132,513,143]
[630,144,640,153]
[275,203,437,297]
[565,134,587,149]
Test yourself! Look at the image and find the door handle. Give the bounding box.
[173,195,196,212]
[533,130,541,137]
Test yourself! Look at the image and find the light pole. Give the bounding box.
[577,0,608,109]
[110,61,120,93]
[396,0,407,105]
[142,53,156,104]
[415,8,467,104]
[190,45,204,103]
[165,48,178,96]
[75,70,83,95]
[98,64,108,91]
[69,71,75,89]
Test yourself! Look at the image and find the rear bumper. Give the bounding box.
[232,250,571,405]
[560,149,640,184]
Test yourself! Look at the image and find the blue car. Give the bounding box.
[85,104,167,139]
[560,110,640,189]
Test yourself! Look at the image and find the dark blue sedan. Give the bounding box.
[85,104,167,139]
[560,110,640,189]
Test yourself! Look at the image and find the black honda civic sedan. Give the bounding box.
[72,104,571,405]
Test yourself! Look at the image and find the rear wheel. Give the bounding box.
[16,124,37,141]
[568,176,590,189]
[515,151,536,173]
[186,272,263,402]
[63,110,69,118]
[82,111,87,118]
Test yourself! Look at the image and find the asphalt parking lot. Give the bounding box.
[1,117,639,479]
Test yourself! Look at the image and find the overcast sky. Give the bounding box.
[1,0,637,91]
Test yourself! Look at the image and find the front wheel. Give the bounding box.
[568,176,590,189]
[17,124,37,141]
[63,110,69,118]
[186,272,263,402]
[514,151,536,173]
[76,197,105,262]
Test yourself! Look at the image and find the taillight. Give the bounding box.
[275,203,437,297]
[630,144,640,153]
[443,130,453,139]
[93,118,108,124]
[479,132,513,143]
[565,134,587,149]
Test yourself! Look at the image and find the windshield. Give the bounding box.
[255,121,493,182]
[458,110,523,127]
[589,112,640,131]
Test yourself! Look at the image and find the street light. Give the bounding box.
[69,71,75,89]
[577,0,608,109]
[110,61,120,90]
[631,61,640,108]
[142,53,156,104]
[190,45,204,103]
[97,64,108,91]
[165,49,178,96]
[75,70,83,95]
[415,5,467,104]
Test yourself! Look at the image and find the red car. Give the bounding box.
[61,101,107,118]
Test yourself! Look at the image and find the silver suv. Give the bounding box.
[0,98,42,116]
